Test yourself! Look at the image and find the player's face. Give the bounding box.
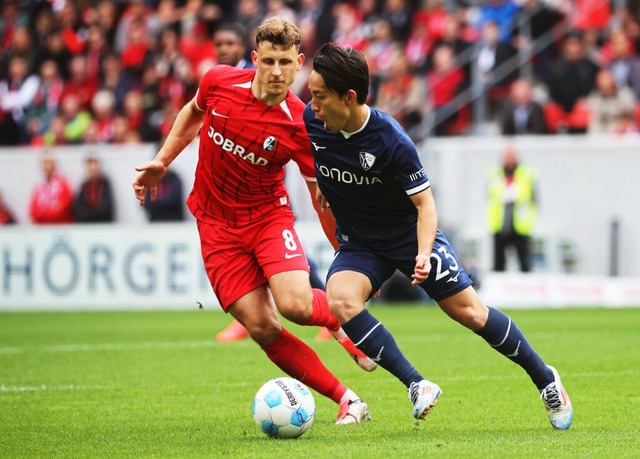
[308,70,350,133]
[214,31,245,66]
[252,41,303,101]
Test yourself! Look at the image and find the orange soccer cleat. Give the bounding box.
[215,319,249,342]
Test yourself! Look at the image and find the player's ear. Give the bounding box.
[251,50,258,67]
[344,89,357,106]
[296,53,305,71]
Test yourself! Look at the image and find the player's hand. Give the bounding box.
[411,253,431,286]
[315,187,330,212]
[132,160,167,206]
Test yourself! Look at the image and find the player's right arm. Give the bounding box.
[133,97,205,206]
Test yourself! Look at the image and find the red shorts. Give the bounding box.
[196,210,310,310]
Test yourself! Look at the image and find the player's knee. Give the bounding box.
[452,302,488,330]
[277,295,313,325]
[327,297,360,323]
[246,321,281,347]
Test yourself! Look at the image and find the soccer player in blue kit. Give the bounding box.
[303,43,573,430]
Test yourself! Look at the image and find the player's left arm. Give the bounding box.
[305,180,339,250]
[409,188,438,286]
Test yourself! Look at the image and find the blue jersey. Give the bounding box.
[303,104,430,250]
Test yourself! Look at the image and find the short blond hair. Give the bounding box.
[255,17,301,50]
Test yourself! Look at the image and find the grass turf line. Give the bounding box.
[1,306,639,458]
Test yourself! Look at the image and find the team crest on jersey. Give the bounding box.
[359,152,376,171]
[263,136,277,152]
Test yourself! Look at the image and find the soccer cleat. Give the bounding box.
[329,327,378,372]
[215,320,249,342]
[540,366,573,430]
[408,379,442,420]
[335,399,372,424]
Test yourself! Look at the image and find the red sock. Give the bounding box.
[305,288,340,332]
[262,328,346,404]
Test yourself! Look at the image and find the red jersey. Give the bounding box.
[187,65,315,227]
[29,175,74,224]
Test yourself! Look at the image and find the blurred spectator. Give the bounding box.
[0,191,17,225]
[499,79,548,135]
[545,32,599,133]
[60,54,99,111]
[143,169,184,222]
[58,1,87,55]
[363,18,401,88]
[512,0,565,81]
[180,20,216,80]
[29,156,74,224]
[122,89,158,143]
[114,0,161,54]
[2,25,37,74]
[73,156,114,222]
[236,0,265,39]
[37,115,67,146]
[25,59,64,141]
[213,22,253,69]
[486,145,537,272]
[60,93,92,144]
[404,14,433,73]
[600,28,640,101]
[91,89,118,143]
[121,18,152,78]
[412,0,450,43]
[476,0,520,43]
[375,53,428,139]
[428,15,472,73]
[474,20,518,93]
[154,26,193,95]
[85,24,110,83]
[587,69,637,135]
[382,0,412,42]
[33,26,72,81]
[264,0,296,23]
[99,52,138,113]
[428,44,468,136]
[0,55,40,144]
[94,0,119,48]
[332,2,366,50]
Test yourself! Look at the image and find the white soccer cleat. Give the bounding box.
[335,399,372,424]
[408,379,442,420]
[328,327,378,372]
[540,366,573,430]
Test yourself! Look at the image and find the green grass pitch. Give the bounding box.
[1,305,639,458]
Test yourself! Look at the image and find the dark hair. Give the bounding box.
[312,43,369,104]
[214,22,248,43]
[255,17,301,50]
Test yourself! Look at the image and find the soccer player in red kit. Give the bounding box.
[132,18,373,424]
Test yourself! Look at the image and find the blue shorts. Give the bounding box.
[327,230,472,302]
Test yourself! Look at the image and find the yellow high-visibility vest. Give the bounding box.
[486,166,537,235]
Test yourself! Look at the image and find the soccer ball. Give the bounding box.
[252,377,316,439]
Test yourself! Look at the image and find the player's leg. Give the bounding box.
[436,287,572,429]
[257,214,376,371]
[228,286,371,424]
[425,230,572,428]
[269,270,377,372]
[215,252,326,343]
[327,262,441,420]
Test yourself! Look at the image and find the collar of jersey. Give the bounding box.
[340,105,371,139]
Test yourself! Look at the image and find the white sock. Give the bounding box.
[340,388,359,404]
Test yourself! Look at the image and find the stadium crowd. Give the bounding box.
[1,0,640,146]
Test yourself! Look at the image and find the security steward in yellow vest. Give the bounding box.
[486,146,537,272]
